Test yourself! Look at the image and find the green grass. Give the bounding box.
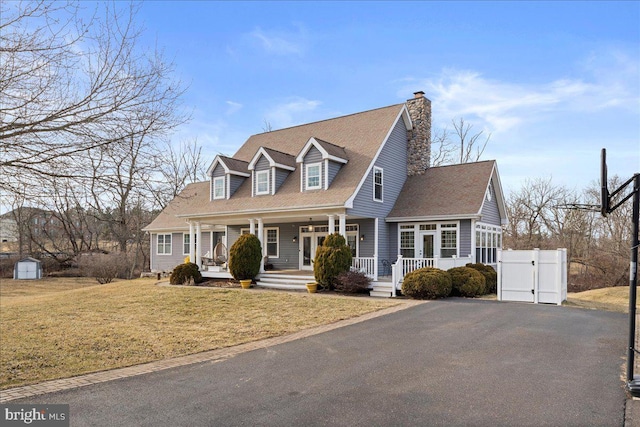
[0,278,398,389]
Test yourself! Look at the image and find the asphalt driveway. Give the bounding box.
[11,299,626,426]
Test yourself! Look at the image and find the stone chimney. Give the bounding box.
[406,91,431,176]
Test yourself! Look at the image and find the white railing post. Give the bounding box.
[392,255,402,297]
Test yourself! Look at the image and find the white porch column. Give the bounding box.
[195,222,202,269]
[327,215,336,235]
[373,217,379,281]
[188,222,195,263]
[249,218,255,235]
[338,214,346,238]
[257,218,265,273]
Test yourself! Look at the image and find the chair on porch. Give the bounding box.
[381,259,391,276]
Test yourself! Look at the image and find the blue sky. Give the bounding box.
[137,1,640,196]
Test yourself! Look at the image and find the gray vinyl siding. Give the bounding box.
[302,146,323,191]
[347,117,408,219]
[327,161,342,188]
[212,164,225,178]
[151,231,215,271]
[151,232,187,271]
[459,219,471,257]
[229,175,244,197]
[253,156,271,196]
[275,169,289,193]
[346,116,407,274]
[480,183,501,226]
[387,223,398,263]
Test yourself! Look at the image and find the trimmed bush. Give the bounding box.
[448,266,486,297]
[229,233,262,281]
[401,267,452,299]
[313,233,353,290]
[170,262,202,285]
[466,263,497,294]
[335,270,371,294]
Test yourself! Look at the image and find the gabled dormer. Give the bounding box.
[206,156,250,201]
[248,147,296,196]
[296,137,348,192]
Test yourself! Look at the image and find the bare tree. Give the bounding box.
[430,118,491,166]
[0,0,186,190]
[152,139,208,209]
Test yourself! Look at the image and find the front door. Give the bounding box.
[300,231,326,270]
[420,232,435,258]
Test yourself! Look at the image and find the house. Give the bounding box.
[143,92,507,296]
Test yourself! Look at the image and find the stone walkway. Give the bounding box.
[0,300,423,403]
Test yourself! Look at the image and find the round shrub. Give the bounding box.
[229,234,262,280]
[466,263,497,294]
[170,262,202,285]
[313,233,353,290]
[448,266,486,297]
[401,267,452,299]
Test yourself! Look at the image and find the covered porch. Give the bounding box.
[184,209,385,281]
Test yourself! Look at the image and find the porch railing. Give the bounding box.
[352,257,376,279]
[391,255,474,296]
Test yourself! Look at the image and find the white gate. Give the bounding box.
[497,249,567,305]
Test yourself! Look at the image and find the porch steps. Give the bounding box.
[255,274,314,291]
[369,283,394,298]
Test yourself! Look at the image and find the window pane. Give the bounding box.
[267,243,277,257]
[400,231,414,258]
[440,230,457,258]
[307,165,320,189]
[257,172,269,193]
[374,168,383,201]
[347,235,357,257]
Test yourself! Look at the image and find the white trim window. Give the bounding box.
[255,170,269,195]
[157,234,172,255]
[400,225,415,258]
[306,163,322,190]
[266,228,279,258]
[183,233,197,255]
[475,223,502,264]
[240,227,280,258]
[213,176,225,199]
[373,166,383,202]
[440,224,458,258]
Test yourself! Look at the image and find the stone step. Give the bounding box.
[255,281,307,291]
[369,290,393,298]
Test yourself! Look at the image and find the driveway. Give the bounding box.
[10,299,626,426]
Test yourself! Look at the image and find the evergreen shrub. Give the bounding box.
[313,233,353,290]
[401,267,452,299]
[170,262,202,285]
[229,234,262,281]
[466,263,498,294]
[448,266,486,297]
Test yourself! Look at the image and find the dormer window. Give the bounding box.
[306,163,322,190]
[213,177,225,200]
[256,170,270,195]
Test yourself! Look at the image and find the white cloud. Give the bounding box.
[249,25,307,56]
[400,50,639,135]
[225,101,243,116]
[264,97,322,129]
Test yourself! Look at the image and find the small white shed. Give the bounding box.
[13,257,43,280]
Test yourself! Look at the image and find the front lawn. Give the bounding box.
[566,286,631,313]
[0,278,397,389]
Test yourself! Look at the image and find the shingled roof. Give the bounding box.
[144,103,406,231]
[387,161,498,221]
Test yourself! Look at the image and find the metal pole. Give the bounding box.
[627,174,640,393]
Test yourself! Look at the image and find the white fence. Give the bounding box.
[497,248,567,305]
